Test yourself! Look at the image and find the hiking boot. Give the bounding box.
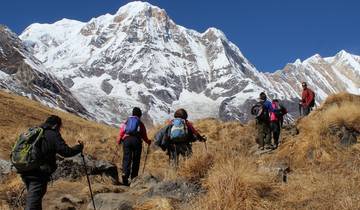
[265,144,274,150]
[122,176,130,186]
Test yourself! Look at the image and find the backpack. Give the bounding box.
[309,90,316,108]
[154,125,171,151]
[251,102,269,123]
[125,116,141,136]
[169,118,189,143]
[10,127,44,173]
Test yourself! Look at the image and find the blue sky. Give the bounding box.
[1,0,359,72]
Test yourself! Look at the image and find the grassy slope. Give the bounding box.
[1,90,360,209]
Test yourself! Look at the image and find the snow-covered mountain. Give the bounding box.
[0,25,89,116]
[14,1,360,125]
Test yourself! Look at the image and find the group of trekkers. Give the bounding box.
[10,81,315,209]
[115,107,206,186]
[252,81,315,150]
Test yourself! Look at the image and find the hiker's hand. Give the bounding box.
[77,140,84,151]
[198,135,207,142]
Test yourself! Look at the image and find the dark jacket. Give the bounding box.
[22,123,82,177]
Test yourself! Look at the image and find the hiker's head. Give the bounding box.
[302,82,307,89]
[259,92,267,101]
[174,108,188,120]
[45,115,62,131]
[132,107,142,118]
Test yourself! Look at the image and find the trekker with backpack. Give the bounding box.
[116,107,151,186]
[270,99,288,149]
[301,82,315,116]
[251,92,273,150]
[11,115,83,210]
[156,109,206,167]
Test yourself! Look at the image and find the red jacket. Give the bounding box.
[302,88,314,107]
[116,119,151,145]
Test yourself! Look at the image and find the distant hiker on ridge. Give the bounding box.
[300,82,315,116]
[251,92,273,150]
[116,107,151,186]
[11,115,84,210]
[154,108,206,167]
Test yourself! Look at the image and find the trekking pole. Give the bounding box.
[142,144,150,174]
[202,136,208,152]
[80,152,96,210]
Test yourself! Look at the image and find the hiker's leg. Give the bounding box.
[131,138,142,179]
[22,176,47,210]
[264,124,272,148]
[271,122,280,147]
[168,145,176,167]
[303,106,310,116]
[257,124,265,148]
[122,139,132,183]
[185,143,193,158]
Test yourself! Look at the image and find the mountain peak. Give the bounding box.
[335,49,353,60]
[304,53,322,63]
[116,1,163,16]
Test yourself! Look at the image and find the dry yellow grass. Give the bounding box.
[1,90,360,210]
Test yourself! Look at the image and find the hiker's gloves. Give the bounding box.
[77,141,84,151]
[198,135,207,142]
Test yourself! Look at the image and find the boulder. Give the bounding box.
[53,154,120,184]
[87,193,135,210]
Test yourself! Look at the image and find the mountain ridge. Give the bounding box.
[1,1,358,125]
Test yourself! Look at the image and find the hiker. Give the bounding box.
[270,99,288,149]
[252,92,273,150]
[18,115,84,210]
[301,82,315,116]
[116,107,151,186]
[166,109,206,166]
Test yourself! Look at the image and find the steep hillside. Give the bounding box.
[0,91,359,209]
[0,90,117,160]
[0,25,89,117]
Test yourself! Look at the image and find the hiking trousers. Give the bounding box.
[122,136,142,181]
[21,174,49,210]
[168,143,192,167]
[271,121,281,147]
[302,106,311,116]
[256,122,271,147]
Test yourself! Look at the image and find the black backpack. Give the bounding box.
[309,90,316,108]
[251,102,269,122]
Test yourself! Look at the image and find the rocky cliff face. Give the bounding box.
[6,1,359,125]
[0,25,89,117]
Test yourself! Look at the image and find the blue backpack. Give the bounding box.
[170,118,188,143]
[125,116,141,136]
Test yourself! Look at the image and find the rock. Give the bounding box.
[89,183,127,194]
[134,197,173,210]
[328,125,359,146]
[52,154,120,184]
[0,159,12,177]
[87,193,135,210]
[60,194,84,205]
[144,180,203,202]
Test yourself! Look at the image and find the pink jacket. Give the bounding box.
[270,101,280,122]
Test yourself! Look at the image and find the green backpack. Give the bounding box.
[10,127,44,173]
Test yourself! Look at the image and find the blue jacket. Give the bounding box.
[263,100,273,112]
